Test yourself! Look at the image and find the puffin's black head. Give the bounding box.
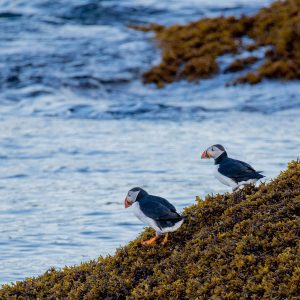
[124,187,148,208]
[201,144,226,160]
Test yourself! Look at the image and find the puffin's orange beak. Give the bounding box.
[124,197,132,208]
[201,150,208,159]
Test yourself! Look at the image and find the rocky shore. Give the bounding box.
[132,0,300,87]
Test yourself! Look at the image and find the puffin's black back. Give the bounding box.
[138,194,182,229]
[217,156,264,182]
[140,194,177,212]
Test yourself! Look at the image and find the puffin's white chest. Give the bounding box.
[214,165,238,189]
[131,202,161,233]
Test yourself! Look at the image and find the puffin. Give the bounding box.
[201,144,264,191]
[124,187,184,245]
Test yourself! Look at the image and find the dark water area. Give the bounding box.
[0,0,299,284]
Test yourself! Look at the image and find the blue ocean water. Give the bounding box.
[0,0,299,284]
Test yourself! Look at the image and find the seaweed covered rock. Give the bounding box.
[1,161,300,299]
[224,56,259,73]
[136,0,300,87]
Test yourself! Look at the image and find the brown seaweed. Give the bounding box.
[1,161,299,299]
[135,0,300,86]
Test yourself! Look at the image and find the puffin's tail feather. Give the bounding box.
[256,171,265,179]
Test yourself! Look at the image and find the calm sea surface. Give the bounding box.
[0,0,299,284]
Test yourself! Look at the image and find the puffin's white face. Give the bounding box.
[124,190,140,208]
[201,145,225,159]
[127,190,140,202]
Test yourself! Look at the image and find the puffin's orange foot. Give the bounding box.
[141,236,159,246]
[161,233,168,245]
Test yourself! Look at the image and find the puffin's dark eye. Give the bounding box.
[211,147,214,151]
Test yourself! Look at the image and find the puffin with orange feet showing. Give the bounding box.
[124,187,184,246]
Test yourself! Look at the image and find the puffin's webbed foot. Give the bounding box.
[161,233,168,245]
[141,235,159,246]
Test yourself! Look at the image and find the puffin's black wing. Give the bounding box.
[151,196,177,212]
[218,158,264,183]
[139,196,182,229]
